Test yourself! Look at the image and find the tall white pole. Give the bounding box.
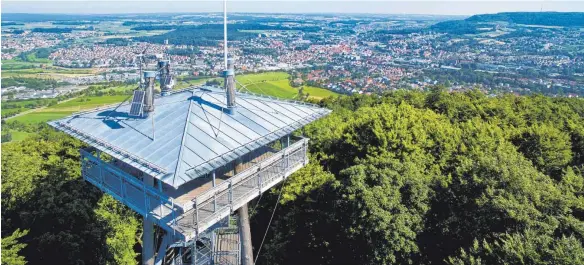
[223,0,228,68]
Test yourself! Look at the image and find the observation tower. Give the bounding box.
[48,4,331,262]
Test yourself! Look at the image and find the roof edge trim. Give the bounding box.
[182,108,331,183]
[51,121,168,175]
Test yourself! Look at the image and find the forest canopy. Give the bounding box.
[250,89,584,265]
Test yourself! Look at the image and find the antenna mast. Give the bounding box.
[224,0,228,68]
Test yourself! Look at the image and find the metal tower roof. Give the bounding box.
[49,86,331,188]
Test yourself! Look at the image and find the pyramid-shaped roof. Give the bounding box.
[49,86,331,188]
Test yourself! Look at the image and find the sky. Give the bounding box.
[2,0,584,16]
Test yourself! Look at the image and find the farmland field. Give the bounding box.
[1,108,27,117]
[10,131,34,142]
[235,72,339,100]
[176,77,216,88]
[1,66,98,79]
[1,98,59,118]
[11,95,129,123]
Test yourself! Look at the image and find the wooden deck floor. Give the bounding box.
[172,147,277,207]
[173,142,306,238]
[214,230,240,265]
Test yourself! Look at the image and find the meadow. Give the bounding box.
[10,95,129,124]
[235,72,338,100]
[1,66,98,79]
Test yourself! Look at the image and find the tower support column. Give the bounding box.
[143,175,155,265]
[238,203,253,265]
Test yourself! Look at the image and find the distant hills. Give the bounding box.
[466,12,584,27]
[427,12,584,35]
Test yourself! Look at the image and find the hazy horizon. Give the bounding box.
[2,1,584,16]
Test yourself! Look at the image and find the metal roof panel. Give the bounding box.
[49,86,331,188]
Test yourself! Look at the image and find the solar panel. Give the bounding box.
[129,90,145,117]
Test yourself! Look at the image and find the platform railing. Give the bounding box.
[80,149,183,238]
[181,138,308,239]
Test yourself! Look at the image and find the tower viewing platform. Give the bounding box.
[49,86,331,256]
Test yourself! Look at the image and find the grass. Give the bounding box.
[235,72,339,100]
[106,84,137,92]
[174,77,217,90]
[2,67,98,79]
[1,130,34,143]
[239,78,299,98]
[1,60,46,71]
[12,95,129,124]
[1,98,58,118]
[303,85,339,99]
[11,131,33,142]
[1,108,27,117]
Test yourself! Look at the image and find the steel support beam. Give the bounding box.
[238,203,253,265]
[143,175,155,265]
[155,233,173,265]
[234,155,253,265]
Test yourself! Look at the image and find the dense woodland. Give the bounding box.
[2,89,584,264]
[426,12,584,35]
[466,12,584,27]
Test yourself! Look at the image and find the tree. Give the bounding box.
[1,132,13,143]
[448,230,584,265]
[1,229,29,265]
[252,91,584,265]
[1,128,140,265]
[512,123,573,179]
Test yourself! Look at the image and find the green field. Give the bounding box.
[235,72,338,100]
[1,130,34,142]
[177,77,215,88]
[11,95,129,124]
[1,98,59,118]
[107,84,137,92]
[304,85,339,99]
[1,59,46,70]
[1,108,27,117]
[11,131,34,142]
[1,66,98,79]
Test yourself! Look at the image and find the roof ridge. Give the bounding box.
[172,90,197,188]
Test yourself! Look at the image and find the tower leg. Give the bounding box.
[143,175,155,265]
[155,232,173,265]
[238,203,253,265]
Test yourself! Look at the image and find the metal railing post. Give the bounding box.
[120,173,125,201]
[212,171,217,213]
[258,171,262,195]
[228,182,233,211]
[193,198,198,231]
[285,147,290,170]
[143,181,148,220]
[303,139,308,165]
[158,182,164,219]
[282,149,287,177]
[191,239,197,265]
[96,150,104,187]
[171,198,176,237]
